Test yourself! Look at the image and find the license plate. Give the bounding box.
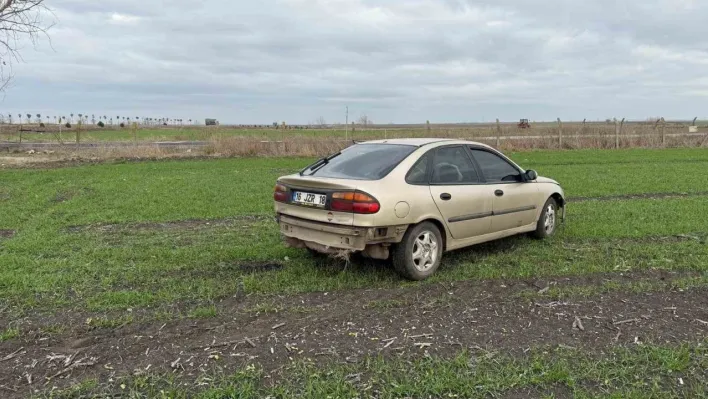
[292,191,327,207]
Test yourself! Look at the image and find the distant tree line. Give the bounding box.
[0,113,199,128]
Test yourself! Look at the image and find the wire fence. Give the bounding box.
[1,119,707,156]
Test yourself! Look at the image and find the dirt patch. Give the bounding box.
[569,191,708,203]
[66,215,272,234]
[0,229,15,239]
[0,153,213,170]
[1,270,707,397]
[0,156,44,167]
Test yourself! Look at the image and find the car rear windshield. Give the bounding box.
[306,144,417,180]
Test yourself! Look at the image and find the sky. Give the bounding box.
[2,0,708,124]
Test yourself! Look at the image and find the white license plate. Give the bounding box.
[292,191,327,207]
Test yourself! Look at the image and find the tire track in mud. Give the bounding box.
[568,191,708,203]
[64,214,273,234]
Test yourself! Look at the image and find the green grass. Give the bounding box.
[42,343,708,398]
[510,147,708,166]
[0,327,19,342]
[0,157,307,229]
[187,304,218,319]
[0,149,707,314]
[514,148,708,197]
[539,161,708,198]
[565,197,708,238]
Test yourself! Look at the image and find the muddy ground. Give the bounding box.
[1,270,707,397]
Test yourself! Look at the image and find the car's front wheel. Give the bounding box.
[392,222,443,280]
[532,197,558,239]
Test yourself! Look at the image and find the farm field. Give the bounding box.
[1,120,703,145]
[1,148,707,397]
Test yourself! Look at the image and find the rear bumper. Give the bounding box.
[277,214,406,252]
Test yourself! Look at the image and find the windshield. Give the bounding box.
[305,144,417,180]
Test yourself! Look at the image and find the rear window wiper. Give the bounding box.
[300,151,341,176]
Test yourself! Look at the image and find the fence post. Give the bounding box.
[661,117,666,146]
[614,118,619,149]
[495,119,501,148]
[132,122,138,144]
[557,118,563,148]
[19,124,23,145]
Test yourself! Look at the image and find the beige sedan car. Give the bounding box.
[274,139,565,280]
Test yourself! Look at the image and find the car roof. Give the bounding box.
[360,138,492,148]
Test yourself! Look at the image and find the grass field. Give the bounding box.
[1,148,707,312]
[1,147,708,397]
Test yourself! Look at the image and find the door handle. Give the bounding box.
[440,193,452,201]
[494,190,504,197]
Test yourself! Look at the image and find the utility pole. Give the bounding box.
[345,106,349,141]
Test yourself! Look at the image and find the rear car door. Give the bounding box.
[469,148,540,233]
[427,146,493,240]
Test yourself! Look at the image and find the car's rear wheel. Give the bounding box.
[532,197,558,239]
[392,222,443,280]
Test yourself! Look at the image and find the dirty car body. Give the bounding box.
[274,139,566,280]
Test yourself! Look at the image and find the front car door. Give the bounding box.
[468,148,541,233]
[426,146,493,240]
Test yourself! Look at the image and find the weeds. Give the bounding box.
[188,305,218,319]
[40,342,708,398]
[0,327,19,342]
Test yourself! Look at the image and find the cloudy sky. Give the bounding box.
[3,0,708,124]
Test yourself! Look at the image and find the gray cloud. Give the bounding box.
[3,0,708,124]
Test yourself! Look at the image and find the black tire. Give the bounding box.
[532,197,558,239]
[392,222,444,281]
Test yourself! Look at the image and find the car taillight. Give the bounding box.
[331,191,380,214]
[274,183,288,203]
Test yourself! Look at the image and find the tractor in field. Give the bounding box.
[518,119,531,129]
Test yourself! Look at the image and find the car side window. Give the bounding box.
[405,151,433,185]
[431,146,480,184]
[470,149,522,183]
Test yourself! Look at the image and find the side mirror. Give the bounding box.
[525,169,538,181]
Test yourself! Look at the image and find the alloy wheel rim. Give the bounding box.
[544,204,556,234]
[412,231,438,271]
